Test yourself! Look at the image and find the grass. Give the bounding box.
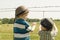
[0,21,60,40]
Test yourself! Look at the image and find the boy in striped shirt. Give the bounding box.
[14,6,36,40]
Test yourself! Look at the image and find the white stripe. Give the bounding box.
[26,26,32,31]
[14,23,25,29]
[27,25,36,31]
[14,33,29,38]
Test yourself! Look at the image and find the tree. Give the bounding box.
[0,18,2,24]
[8,18,15,24]
[2,18,9,24]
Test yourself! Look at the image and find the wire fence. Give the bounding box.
[0,6,60,18]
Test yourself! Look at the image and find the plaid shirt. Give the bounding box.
[39,31,54,40]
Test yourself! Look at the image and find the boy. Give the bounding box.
[14,6,36,40]
[38,18,58,40]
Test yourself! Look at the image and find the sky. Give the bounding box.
[0,0,60,19]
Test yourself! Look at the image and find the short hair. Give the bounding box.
[15,6,29,16]
[14,6,29,21]
[40,18,53,31]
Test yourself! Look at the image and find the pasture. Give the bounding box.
[0,21,60,40]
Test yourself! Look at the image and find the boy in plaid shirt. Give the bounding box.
[38,18,58,40]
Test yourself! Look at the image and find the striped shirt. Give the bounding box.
[14,18,31,38]
[39,31,53,40]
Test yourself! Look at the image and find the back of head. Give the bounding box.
[15,6,29,17]
[40,18,54,31]
[14,6,29,21]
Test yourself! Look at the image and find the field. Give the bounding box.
[0,21,60,40]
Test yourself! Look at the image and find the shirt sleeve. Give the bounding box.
[26,25,36,31]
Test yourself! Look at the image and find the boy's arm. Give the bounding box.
[54,23,58,32]
[26,22,36,32]
[51,23,58,36]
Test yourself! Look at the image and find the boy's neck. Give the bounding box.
[41,26,47,31]
[18,17,26,20]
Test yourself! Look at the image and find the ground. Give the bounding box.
[0,21,60,40]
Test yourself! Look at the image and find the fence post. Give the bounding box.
[43,11,45,18]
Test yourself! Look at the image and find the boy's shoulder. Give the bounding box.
[39,31,51,34]
[15,18,29,27]
[39,31,53,40]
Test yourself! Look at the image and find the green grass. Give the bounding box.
[0,21,60,40]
